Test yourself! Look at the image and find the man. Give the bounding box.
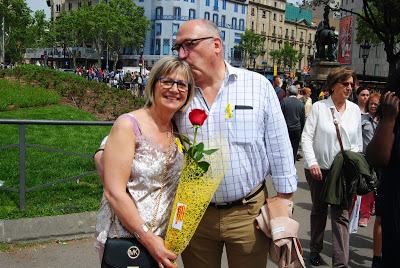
[273,75,286,104]
[281,85,305,162]
[94,19,297,268]
[173,19,297,268]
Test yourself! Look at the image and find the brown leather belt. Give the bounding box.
[209,183,265,209]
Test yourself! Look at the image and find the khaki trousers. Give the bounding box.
[181,185,270,268]
[305,169,350,268]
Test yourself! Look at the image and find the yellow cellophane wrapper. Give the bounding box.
[164,152,226,255]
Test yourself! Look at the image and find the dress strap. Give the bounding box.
[120,113,142,137]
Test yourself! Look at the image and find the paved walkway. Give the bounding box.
[0,159,375,267]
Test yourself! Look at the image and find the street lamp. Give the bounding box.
[138,44,144,76]
[360,40,371,83]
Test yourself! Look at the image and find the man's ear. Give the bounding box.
[214,38,223,54]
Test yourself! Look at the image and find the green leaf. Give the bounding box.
[178,134,192,146]
[203,148,218,155]
[197,161,210,173]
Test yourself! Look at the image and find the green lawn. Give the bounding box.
[0,105,111,219]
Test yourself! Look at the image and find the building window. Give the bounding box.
[174,7,181,19]
[262,10,266,18]
[239,19,244,31]
[156,7,163,19]
[221,15,226,27]
[280,14,283,22]
[189,9,196,19]
[234,33,241,44]
[163,39,170,55]
[213,14,218,24]
[262,24,265,32]
[232,18,237,29]
[274,1,277,7]
[68,3,72,10]
[139,0,144,2]
[191,0,195,2]
[234,3,238,12]
[155,39,161,55]
[291,29,294,38]
[88,1,91,6]
[206,0,210,7]
[273,13,276,21]
[213,0,218,10]
[251,21,254,31]
[172,23,179,36]
[242,5,246,14]
[155,23,162,36]
[251,8,255,16]
[204,12,210,20]
[222,0,226,10]
[221,30,225,41]
[273,26,276,34]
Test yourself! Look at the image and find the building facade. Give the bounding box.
[340,0,388,80]
[247,1,316,72]
[130,0,248,68]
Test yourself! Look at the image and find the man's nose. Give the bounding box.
[178,47,188,59]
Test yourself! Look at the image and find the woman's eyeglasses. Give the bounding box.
[158,77,190,92]
[340,82,355,88]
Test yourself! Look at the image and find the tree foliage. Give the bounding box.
[51,0,149,69]
[269,42,299,71]
[302,0,400,89]
[236,30,266,69]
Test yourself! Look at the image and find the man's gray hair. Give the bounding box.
[288,85,298,95]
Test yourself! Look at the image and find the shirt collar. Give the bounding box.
[224,61,238,85]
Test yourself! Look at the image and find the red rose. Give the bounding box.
[189,109,208,126]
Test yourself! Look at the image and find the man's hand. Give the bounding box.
[381,91,400,120]
[309,164,323,181]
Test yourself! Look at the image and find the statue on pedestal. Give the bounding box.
[315,5,338,61]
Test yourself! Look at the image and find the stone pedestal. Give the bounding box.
[308,60,340,82]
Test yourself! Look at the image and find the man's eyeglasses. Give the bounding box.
[340,82,355,88]
[158,77,191,92]
[171,37,214,54]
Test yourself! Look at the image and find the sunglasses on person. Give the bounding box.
[158,77,191,92]
[340,82,355,88]
[171,36,214,54]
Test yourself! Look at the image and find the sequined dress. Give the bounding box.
[95,114,183,253]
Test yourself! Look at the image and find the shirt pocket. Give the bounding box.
[228,108,256,144]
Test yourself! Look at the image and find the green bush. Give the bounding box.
[0,79,60,111]
[3,65,145,120]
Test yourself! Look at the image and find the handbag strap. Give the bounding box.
[330,107,345,153]
[110,126,175,236]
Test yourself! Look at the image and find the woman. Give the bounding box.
[366,91,400,267]
[356,86,370,114]
[95,56,195,268]
[301,67,362,267]
[359,92,381,227]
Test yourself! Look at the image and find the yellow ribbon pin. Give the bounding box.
[175,138,184,153]
[225,103,233,119]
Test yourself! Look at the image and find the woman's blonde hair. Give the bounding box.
[144,56,195,111]
[325,67,358,94]
[365,92,381,113]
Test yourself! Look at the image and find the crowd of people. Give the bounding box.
[90,19,399,268]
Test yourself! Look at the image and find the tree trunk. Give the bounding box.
[385,43,400,91]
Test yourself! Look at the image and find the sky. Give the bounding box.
[26,0,51,19]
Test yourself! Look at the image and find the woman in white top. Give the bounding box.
[301,67,363,267]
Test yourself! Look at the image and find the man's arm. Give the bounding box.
[366,92,399,168]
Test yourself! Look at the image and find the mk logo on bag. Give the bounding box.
[127,246,140,259]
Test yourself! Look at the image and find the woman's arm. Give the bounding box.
[366,92,399,168]
[103,117,177,268]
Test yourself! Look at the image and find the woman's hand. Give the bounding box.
[309,164,323,181]
[142,233,177,268]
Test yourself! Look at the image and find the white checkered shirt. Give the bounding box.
[174,62,298,203]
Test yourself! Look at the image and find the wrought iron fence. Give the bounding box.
[0,119,113,210]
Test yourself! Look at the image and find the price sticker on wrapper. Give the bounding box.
[172,202,187,230]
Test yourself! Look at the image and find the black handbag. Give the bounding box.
[101,237,158,268]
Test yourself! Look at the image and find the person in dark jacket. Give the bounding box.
[281,85,305,162]
[366,91,400,268]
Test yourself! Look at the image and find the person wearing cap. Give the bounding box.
[281,85,305,162]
